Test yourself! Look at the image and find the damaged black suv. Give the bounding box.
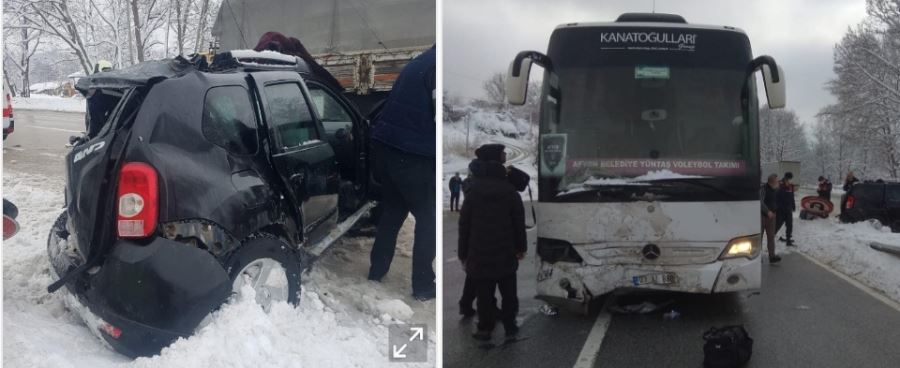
[47,51,376,357]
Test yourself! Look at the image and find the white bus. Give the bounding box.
[505,13,786,309]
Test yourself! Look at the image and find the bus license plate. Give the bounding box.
[632,273,677,286]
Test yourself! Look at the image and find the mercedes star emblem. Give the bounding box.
[642,243,661,260]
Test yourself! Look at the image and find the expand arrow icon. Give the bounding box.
[410,327,424,341]
[392,344,408,358]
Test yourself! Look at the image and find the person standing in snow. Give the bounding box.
[367,46,436,301]
[449,173,463,211]
[843,171,859,192]
[775,172,796,246]
[761,174,781,264]
[459,143,526,340]
[817,176,833,202]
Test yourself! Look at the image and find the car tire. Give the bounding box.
[225,234,302,308]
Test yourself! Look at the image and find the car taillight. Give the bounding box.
[99,320,122,339]
[846,195,855,209]
[116,162,158,238]
[3,93,12,118]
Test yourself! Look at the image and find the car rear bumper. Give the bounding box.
[48,230,231,357]
[535,256,761,305]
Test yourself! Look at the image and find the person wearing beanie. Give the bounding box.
[817,176,833,201]
[458,144,526,340]
[775,172,796,246]
[475,143,506,163]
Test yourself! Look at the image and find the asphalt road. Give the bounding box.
[442,210,900,368]
[3,109,84,175]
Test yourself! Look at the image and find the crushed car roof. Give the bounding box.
[76,51,311,94]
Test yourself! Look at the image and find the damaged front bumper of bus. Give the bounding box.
[47,214,232,358]
[535,240,762,309]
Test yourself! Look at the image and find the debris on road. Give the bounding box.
[538,304,559,316]
[609,300,674,315]
[702,325,753,368]
[795,305,812,311]
[663,309,681,320]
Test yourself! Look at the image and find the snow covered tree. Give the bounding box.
[3,1,43,96]
[759,106,808,163]
[482,72,507,111]
[817,0,900,181]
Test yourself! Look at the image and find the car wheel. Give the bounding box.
[225,234,302,310]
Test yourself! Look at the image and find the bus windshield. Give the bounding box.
[538,26,759,200]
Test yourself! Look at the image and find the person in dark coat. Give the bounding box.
[775,172,796,246]
[459,143,527,340]
[817,176,833,201]
[761,174,781,263]
[449,173,463,211]
[367,46,436,301]
[843,171,859,192]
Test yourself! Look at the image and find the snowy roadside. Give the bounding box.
[12,95,86,113]
[2,169,434,367]
[442,110,538,208]
[784,213,900,304]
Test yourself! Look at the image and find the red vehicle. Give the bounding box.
[3,79,13,140]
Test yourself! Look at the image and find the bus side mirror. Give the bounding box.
[762,63,785,108]
[506,58,532,105]
[507,51,554,106]
[750,55,786,109]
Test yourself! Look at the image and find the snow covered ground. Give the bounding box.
[3,170,434,367]
[442,108,537,207]
[786,212,900,304]
[11,95,86,113]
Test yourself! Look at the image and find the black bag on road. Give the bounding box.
[702,325,753,368]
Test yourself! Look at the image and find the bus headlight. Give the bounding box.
[719,235,761,260]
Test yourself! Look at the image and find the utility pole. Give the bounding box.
[465,114,471,153]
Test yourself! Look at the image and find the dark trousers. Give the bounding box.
[460,275,476,312]
[368,142,436,295]
[460,274,500,313]
[762,215,776,257]
[474,274,518,332]
[775,210,793,240]
[449,191,461,211]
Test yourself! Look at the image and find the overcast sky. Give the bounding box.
[443,0,867,126]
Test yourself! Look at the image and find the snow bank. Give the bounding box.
[3,170,434,367]
[789,215,900,304]
[12,95,86,113]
